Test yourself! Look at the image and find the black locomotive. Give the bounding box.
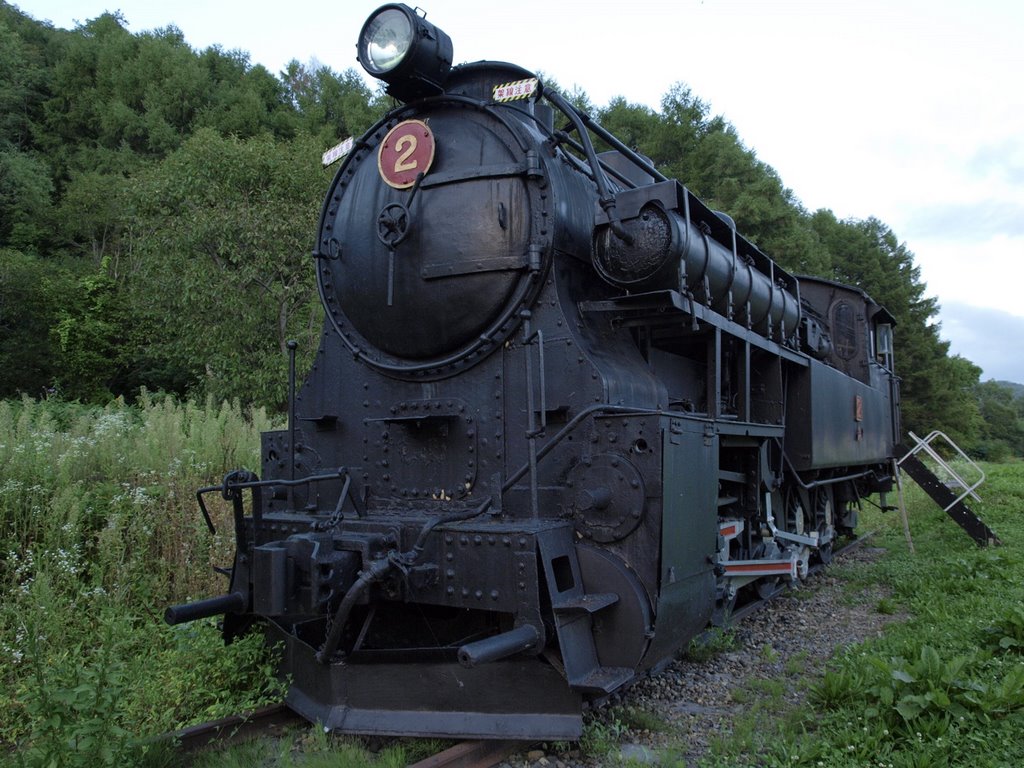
[167,4,901,739]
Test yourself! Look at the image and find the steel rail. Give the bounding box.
[162,704,525,768]
[161,702,305,754]
[407,739,527,768]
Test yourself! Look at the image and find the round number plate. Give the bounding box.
[377,119,435,189]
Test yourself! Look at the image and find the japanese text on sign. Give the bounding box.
[492,77,539,102]
[322,136,354,167]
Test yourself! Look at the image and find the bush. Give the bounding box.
[0,395,282,759]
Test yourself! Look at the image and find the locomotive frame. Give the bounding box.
[167,3,902,739]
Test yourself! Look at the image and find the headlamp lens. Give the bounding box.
[362,9,413,73]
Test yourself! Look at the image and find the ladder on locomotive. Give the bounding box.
[896,430,1001,546]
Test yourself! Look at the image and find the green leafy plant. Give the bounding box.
[783,649,811,675]
[615,705,668,734]
[15,603,139,767]
[684,626,738,662]
[809,666,867,708]
[981,604,1024,654]
[580,710,628,758]
[876,596,899,614]
[0,397,282,758]
[867,646,978,724]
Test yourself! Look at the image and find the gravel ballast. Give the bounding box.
[500,545,902,768]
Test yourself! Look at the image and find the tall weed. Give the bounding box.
[0,395,282,758]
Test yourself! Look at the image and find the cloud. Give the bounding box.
[912,235,1022,321]
[902,201,1024,241]
[937,302,1024,384]
[969,137,1024,186]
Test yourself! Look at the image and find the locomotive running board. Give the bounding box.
[269,623,583,740]
[897,439,1000,546]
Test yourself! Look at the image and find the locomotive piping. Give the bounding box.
[572,105,669,184]
[551,133,641,190]
[287,340,298,494]
[781,452,878,490]
[543,90,635,244]
[409,404,660,557]
[544,90,612,203]
[315,555,395,664]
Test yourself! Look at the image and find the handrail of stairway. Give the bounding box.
[898,430,985,511]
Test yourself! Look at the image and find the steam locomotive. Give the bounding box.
[167,3,901,739]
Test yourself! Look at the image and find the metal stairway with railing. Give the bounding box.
[896,430,1001,546]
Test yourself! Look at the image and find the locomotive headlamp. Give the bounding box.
[360,7,413,74]
[357,4,453,102]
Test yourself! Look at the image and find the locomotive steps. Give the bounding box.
[896,430,1001,546]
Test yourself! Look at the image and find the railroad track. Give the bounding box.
[163,703,527,767]
[407,739,525,768]
[161,531,877,765]
[162,703,305,754]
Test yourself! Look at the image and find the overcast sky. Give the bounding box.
[16,0,1024,382]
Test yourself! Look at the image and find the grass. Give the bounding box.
[4,395,1022,766]
[691,461,1024,767]
[0,395,476,768]
[0,395,284,766]
[685,626,740,662]
[185,730,416,768]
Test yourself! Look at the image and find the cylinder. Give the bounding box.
[457,624,540,668]
[675,213,799,338]
[164,592,246,626]
[594,200,800,340]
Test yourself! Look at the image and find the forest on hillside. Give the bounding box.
[2,2,1022,458]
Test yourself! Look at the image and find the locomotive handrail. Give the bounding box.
[568,103,669,185]
[544,89,613,204]
[502,403,659,494]
[522,315,545,517]
[417,160,531,189]
[195,468,354,536]
[542,89,668,190]
[898,430,984,510]
[543,89,636,246]
[548,131,643,190]
[780,452,878,491]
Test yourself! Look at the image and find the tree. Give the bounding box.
[196,48,298,139]
[598,96,659,152]
[810,212,982,446]
[50,259,132,400]
[975,380,1024,459]
[0,149,53,249]
[0,7,51,150]
[0,249,75,397]
[281,60,383,143]
[0,6,349,404]
[125,129,331,406]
